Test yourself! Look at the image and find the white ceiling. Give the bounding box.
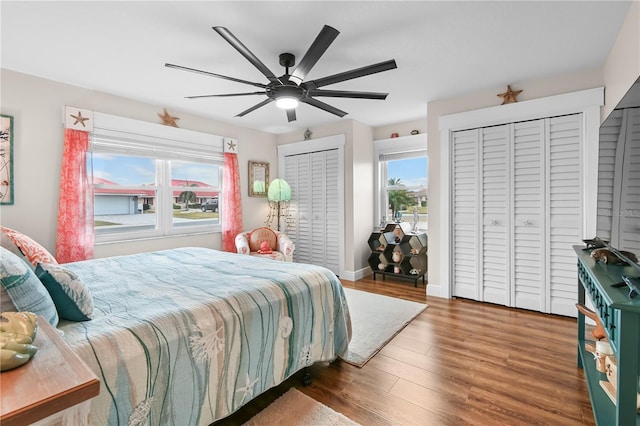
[1,1,631,134]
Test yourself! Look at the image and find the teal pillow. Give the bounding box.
[35,263,93,322]
[0,247,58,327]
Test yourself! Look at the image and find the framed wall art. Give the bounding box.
[249,160,269,197]
[0,114,14,205]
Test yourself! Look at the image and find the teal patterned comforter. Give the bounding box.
[58,247,351,425]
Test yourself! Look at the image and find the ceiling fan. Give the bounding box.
[165,25,397,122]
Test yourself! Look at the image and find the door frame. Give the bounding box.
[277,134,346,277]
[438,87,604,299]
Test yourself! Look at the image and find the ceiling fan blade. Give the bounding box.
[186,91,266,99]
[165,63,267,89]
[305,59,397,89]
[289,25,340,86]
[235,98,274,117]
[301,97,347,117]
[286,108,297,122]
[213,26,279,84]
[308,89,388,100]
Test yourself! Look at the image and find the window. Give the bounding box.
[375,135,428,231]
[89,112,224,242]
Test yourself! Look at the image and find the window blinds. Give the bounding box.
[91,112,224,162]
[378,149,427,162]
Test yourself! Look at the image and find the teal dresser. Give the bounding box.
[575,246,640,425]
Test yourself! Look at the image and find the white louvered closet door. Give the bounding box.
[597,108,640,253]
[283,149,340,274]
[451,114,583,316]
[285,154,312,264]
[481,125,510,305]
[452,129,480,300]
[546,114,583,316]
[512,120,545,311]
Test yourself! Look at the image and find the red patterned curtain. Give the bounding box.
[55,129,94,263]
[222,151,243,252]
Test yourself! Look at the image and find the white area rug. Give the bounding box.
[243,388,360,426]
[341,287,428,367]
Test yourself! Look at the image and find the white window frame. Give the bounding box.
[90,112,225,243]
[374,133,428,230]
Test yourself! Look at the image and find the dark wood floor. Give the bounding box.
[215,277,595,425]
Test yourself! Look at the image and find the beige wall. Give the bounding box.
[602,0,640,121]
[352,120,375,275]
[0,69,277,258]
[373,118,427,141]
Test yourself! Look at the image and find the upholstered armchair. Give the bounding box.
[235,227,295,262]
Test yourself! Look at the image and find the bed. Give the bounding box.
[52,247,351,425]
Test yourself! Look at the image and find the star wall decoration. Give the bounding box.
[224,137,239,153]
[497,85,523,105]
[158,108,180,127]
[70,111,90,127]
[64,106,94,131]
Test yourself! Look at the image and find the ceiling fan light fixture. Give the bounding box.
[288,75,303,86]
[275,96,299,109]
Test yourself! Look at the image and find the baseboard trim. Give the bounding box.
[340,267,371,282]
[426,283,442,298]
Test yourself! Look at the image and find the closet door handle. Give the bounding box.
[489,219,497,226]
[523,219,532,227]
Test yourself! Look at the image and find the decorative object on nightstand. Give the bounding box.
[367,224,427,287]
[265,178,292,232]
[0,312,38,371]
[0,316,100,425]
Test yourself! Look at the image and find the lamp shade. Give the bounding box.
[268,178,291,202]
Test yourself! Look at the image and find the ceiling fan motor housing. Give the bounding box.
[279,53,295,68]
[267,83,305,102]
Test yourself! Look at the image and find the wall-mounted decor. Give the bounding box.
[158,108,180,127]
[497,85,523,104]
[249,160,269,197]
[0,114,14,205]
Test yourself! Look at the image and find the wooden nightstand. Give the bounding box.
[0,316,100,425]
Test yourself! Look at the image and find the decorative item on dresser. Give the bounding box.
[367,223,427,287]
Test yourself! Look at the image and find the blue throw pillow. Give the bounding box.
[35,263,93,322]
[0,246,59,327]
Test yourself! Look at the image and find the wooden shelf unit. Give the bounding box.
[368,224,427,287]
[575,246,640,425]
[0,316,100,426]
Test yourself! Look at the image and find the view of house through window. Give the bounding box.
[90,153,221,239]
[382,155,428,231]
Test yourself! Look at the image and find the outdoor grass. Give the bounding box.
[172,211,219,220]
[95,221,120,227]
